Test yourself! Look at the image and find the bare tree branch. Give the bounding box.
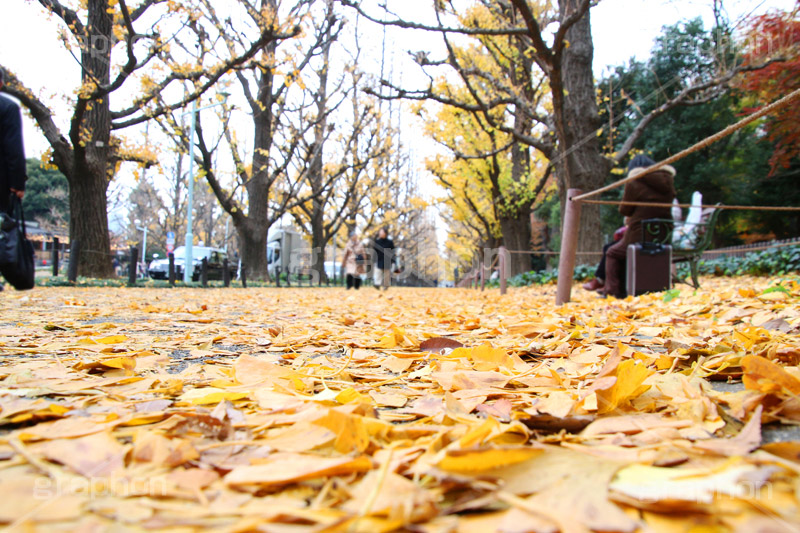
[339,0,530,36]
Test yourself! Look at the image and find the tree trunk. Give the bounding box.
[310,212,327,284]
[67,0,114,278]
[305,0,333,284]
[172,150,183,236]
[237,218,269,281]
[241,34,277,281]
[558,1,612,262]
[500,211,533,276]
[67,162,114,277]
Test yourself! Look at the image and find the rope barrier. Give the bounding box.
[504,249,603,256]
[580,200,800,212]
[703,240,800,255]
[572,87,800,202]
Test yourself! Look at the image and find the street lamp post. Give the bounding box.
[184,99,198,284]
[181,95,229,283]
[135,219,148,278]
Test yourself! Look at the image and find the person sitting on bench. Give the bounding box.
[582,224,626,293]
[601,155,677,298]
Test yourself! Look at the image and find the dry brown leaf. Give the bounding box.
[35,431,126,477]
[343,470,438,522]
[167,467,220,490]
[224,452,372,488]
[742,354,800,395]
[419,337,464,353]
[693,405,762,456]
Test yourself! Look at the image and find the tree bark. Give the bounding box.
[301,0,334,284]
[68,159,113,277]
[499,210,533,276]
[230,2,279,282]
[236,216,269,280]
[310,211,327,283]
[556,0,612,261]
[67,0,114,278]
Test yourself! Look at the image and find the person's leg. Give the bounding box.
[354,276,362,289]
[346,274,354,289]
[604,240,628,298]
[584,242,614,291]
[381,268,390,289]
[373,267,381,289]
[596,241,614,281]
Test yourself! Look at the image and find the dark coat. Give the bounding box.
[619,165,677,248]
[0,94,26,211]
[373,237,394,270]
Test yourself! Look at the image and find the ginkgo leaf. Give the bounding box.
[742,355,800,395]
[225,453,372,488]
[438,447,544,474]
[609,461,771,506]
[178,387,248,405]
[595,359,653,414]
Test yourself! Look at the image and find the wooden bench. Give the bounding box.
[641,203,722,289]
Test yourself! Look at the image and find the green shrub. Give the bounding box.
[506,262,595,287]
[503,244,800,288]
[694,244,800,278]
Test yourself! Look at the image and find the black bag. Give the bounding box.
[355,253,366,265]
[0,196,35,290]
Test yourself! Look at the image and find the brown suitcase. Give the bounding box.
[626,243,672,296]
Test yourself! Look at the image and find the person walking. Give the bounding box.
[602,154,676,298]
[341,231,366,289]
[372,227,394,290]
[0,68,26,212]
[0,68,27,291]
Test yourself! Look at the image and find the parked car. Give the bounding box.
[148,246,236,281]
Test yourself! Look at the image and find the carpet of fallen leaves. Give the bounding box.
[1,276,800,532]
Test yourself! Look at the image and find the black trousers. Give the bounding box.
[1,191,13,213]
[595,241,615,280]
[346,274,362,289]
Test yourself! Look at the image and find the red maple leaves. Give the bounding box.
[738,3,800,175]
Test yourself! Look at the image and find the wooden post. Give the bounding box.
[480,262,485,291]
[556,189,583,305]
[51,237,59,277]
[223,258,230,287]
[67,239,80,283]
[241,266,247,288]
[276,266,281,288]
[499,245,508,295]
[168,253,175,286]
[201,257,208,287]
[128,246,138,287]
[453,268,458,287]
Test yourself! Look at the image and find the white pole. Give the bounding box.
[142,226,148,276]
[184,99,197,284]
